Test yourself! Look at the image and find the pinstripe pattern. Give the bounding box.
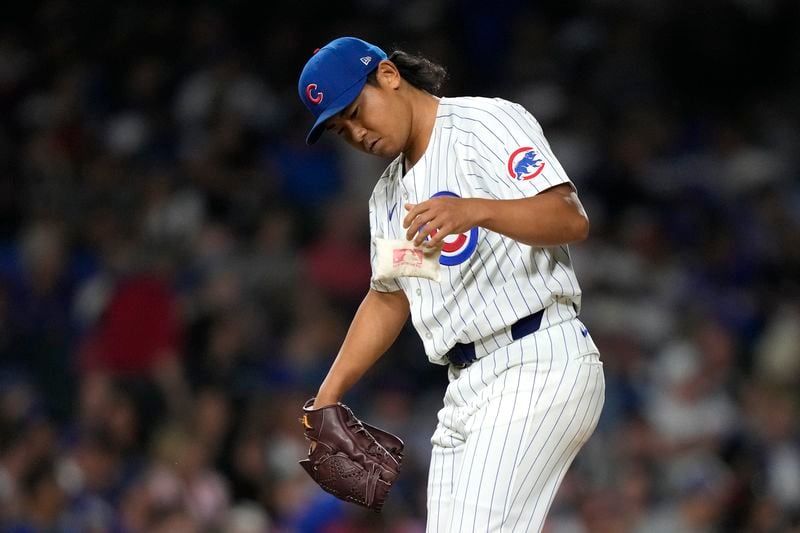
[364,96,603,530]
[427,319,604,532]
[368,97,582,362]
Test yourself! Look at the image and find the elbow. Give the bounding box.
[557,187,589,243]
[572,213,590,243]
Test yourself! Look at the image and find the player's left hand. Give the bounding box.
[403,197,480,247]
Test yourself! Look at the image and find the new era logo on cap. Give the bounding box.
[298,37,387,144]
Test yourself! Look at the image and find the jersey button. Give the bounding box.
[425,332,433,339]
[416,288,422,296]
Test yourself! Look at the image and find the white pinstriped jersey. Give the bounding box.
[368,96,582,364]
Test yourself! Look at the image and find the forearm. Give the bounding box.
[314,288,410,407]
[471,185,589,247]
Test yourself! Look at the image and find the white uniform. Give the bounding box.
[368,96,605,532]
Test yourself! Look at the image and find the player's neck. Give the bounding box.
[403,91,440,169]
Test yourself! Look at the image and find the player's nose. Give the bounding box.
[350,123,367,144]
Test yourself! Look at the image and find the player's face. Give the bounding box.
[324,63,411,158]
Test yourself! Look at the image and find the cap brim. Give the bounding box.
[305,80,366,145]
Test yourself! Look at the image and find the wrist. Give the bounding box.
[313,389,342,409]
[469,198,492,227]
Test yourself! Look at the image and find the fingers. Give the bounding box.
[424,227,447,248]
[402,202,423,230]
[402,199,460,246]
[404,202,433,242]
[413,220,439,247]
[410,218,453,247]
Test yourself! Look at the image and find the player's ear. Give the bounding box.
[375,60,401,90]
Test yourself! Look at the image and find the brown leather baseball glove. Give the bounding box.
[298,398,404,511]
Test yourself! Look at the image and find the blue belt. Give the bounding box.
[445,309,545,369]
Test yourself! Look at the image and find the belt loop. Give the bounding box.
[448,342,476,369]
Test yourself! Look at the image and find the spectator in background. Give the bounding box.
[75,223,189,421]
[4,219,83,422]
[299,196,372,311]
[643,318,738,493]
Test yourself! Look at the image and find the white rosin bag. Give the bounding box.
[374,237,441,282]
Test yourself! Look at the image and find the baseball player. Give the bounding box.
[298,36,605,532]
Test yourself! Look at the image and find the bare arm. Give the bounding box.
[404,183,589,247]
[313,288,410,408]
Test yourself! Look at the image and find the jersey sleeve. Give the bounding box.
[460,99,574,200]
[368,183,402,293]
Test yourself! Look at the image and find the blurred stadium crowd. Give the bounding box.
[1,1,799,532]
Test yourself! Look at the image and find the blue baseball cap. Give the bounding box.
[298,37,387,145]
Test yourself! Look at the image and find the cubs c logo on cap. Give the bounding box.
[306,83,323,105]
[507,146,545,181]
[427,191,479,266]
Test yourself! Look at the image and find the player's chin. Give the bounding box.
[377,144,402,159]
[366,138,399,158]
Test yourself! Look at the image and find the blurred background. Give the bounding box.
[0,0,799,532]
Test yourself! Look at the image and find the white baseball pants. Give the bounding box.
[426,318,605,533]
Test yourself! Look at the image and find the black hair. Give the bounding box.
[366,50,448,95]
